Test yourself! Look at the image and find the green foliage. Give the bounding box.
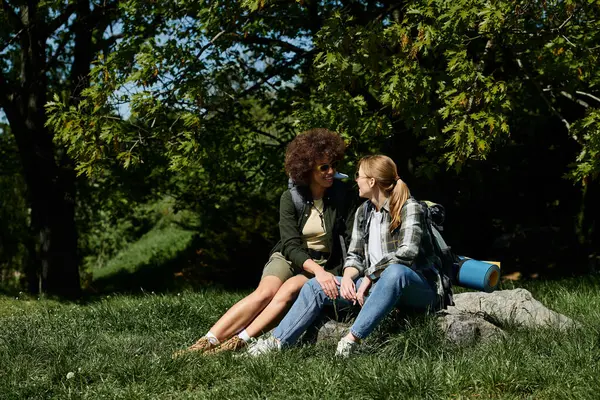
[44,0,314,289]
[46,0,302,191]
[292,1,599,177]
[1,277,600,398]
[77,192,202,291]
[571,108,600,182]
[40,0,600,281]
[45,0,600,183]
[91,223,196,289]
[79,196,194,272]
[2,0,185,296]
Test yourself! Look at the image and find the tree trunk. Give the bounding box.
[4,104,80,297]
[1,0,117,297]
[0,0,81,297]
[33,164,80,298]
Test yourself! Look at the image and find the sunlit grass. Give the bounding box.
[1,276,599,399]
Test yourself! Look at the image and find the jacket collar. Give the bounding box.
[297,180,341,204]
[366,197,390,213]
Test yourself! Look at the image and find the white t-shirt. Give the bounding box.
[368,209,384,267]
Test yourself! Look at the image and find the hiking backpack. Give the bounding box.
[419,200,458,308]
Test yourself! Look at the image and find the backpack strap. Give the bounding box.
[420,201,456,309]
[339,231,347,262]
[289,179,313,228]
[289,186,306,226]
[358,200,370,234]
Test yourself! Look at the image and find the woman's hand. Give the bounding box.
[356,277,372,307]
[315,270,339,299]
[340,276,357,304]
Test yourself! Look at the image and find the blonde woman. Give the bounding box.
[248,155,443,357]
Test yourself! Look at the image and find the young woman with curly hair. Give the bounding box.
[174,128,354,357]
[246,155,444,357]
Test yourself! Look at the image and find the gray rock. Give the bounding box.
[438,308,507,345]
[450,288,577,329]
[316,320,351,342]
[436,288,577,344]
[313,289,577,346]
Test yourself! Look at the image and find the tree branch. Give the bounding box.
[100,114,150,134]
[576,91,600,105]
[45,2,77,36]
[237,34,308,54]
[238,50,315,98]
[88,0,118,27]
[245,121,285,145]
[557,14,573,31]
[94,32,124,55]
[0,27,24,53]
[560,91,590,108]
[1,0,23,30]
[68,0,120,98]
[516,58,573,135]
[46,31,73,72]
[197,30,227,59]
[468,38,494,112]
[375,2,403,23]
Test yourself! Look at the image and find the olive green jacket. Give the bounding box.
[272,180,357,275]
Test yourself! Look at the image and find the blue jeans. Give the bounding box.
[272,264,437,346]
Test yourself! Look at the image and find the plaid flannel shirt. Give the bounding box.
[343,197,441,282]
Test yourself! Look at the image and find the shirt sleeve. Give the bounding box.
[367,200,423,280]
[279,190,311,269]
[343,206,366,276]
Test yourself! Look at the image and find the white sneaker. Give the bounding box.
[247,335,281,357]
[335,338,358,357]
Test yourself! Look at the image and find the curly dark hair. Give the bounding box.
[285,128,346,185]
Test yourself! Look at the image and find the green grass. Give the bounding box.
[91,224,196,291]
[1,277,600,399]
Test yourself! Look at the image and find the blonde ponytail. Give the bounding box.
[388,178,410,231]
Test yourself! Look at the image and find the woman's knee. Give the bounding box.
[253,279,282,303]
[273,284,302,305]
[380,264,412,285]
[298,277,322,298]
[306,277,322,291]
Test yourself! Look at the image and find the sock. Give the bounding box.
[205,331,220,345]
[237,329,252,343]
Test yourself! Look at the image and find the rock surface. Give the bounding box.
[438,307,506,344]
[315,289,576,345]
[449,288,576,329]
[316,320,352,342]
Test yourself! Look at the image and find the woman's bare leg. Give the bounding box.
[245,274,309,338]
[208,275,283,341]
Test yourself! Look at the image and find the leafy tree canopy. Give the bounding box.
[47,0,600,183]
[37,0,600,285]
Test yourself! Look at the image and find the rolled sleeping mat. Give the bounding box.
[455,257,501,292]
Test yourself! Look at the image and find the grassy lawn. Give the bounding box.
[1,277,599,399]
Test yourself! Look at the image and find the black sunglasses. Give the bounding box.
[316,160,340,172]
